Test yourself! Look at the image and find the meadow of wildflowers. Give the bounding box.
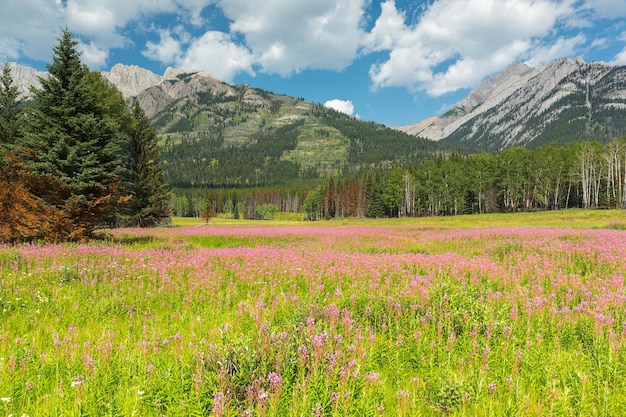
[1,215,626,415]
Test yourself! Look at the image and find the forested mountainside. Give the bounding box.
[399,58,626,151]
[132,71,463,188]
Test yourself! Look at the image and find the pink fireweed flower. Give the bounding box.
[312,332,329,347]
[365,372,380,383]
[257,388,268,402]
[298,345,308,363]
[267,372,283,391]
[212,392,226,417]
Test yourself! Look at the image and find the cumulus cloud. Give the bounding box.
[220,0,367,74]
[324,99,355,116]
[177,31,255,82]
[0,0,65,62]
[586,0,626,18]
[611,47,626,65]
[143,29,184,64]
[1,0,625,97]
[367,0,577,95]
[0,0,210,67]
[524,34,587,67]
[79,41,109,68]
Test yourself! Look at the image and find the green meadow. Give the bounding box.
[1,209,626,416]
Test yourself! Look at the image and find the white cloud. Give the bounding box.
[0,0,214,66]
[66,2,118,40]
[363,0,408,52]
[2,0,625,100]
[176,31,255,82]
[0,0,65,62]
[366,0,577,95]
[0,38,21,62]
[79,41,109,68]
[524,34,587,68]
[143,29,184,64]
[586,0,626,18]
[324,99,355,116]
[611,47,626,65]
[219,0,367,74]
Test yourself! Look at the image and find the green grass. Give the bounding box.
[3,209,625,415]
[173,208,625,229]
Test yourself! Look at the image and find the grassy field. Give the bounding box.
[1,209,626,415]
[184,208,626,229]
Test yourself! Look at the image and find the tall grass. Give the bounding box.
[1,211,626,415]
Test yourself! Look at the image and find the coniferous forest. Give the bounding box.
[0,29,171,242]
[173,139,626,221]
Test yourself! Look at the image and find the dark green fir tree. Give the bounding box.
[119,101,171,227]
[0,63,22,146]
[25,28,127,240]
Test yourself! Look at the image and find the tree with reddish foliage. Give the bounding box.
[0,63,50,242]
[0,153,51,242]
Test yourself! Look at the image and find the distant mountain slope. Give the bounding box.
[9,63,459,187]
[398,57,626,150]
[140,71,456,186]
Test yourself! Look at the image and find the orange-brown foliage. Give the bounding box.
[0,152,53,243]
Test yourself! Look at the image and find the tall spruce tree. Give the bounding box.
[0,63,21,146]
[26,29,127,239]
[119,101,171,227]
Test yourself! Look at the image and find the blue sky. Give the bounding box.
[2,0,626,126]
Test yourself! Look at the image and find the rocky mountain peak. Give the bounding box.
[6,62,46,98]
[396,56,624,149]
[133,69,238,118]
[399,56,626,150]
[101,64,163,98]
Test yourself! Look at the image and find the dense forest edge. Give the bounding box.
[173,139,626,221]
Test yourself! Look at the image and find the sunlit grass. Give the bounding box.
[2,210,626,415]
[173,208,626,230]
[318,208,626,229]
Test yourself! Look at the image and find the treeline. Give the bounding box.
[181,139,626,220]
[0,29,170,242]
[315,107,463,169]
[170,183,311,219]
[305,141,626,219]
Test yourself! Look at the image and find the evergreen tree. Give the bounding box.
[0,63,22,146]
[119,101,171,227]
[25,28,126,239]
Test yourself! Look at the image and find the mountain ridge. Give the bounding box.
[397,57,626,150]
[9,57,626,185]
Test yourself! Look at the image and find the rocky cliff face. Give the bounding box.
[8,62,244,119]
[6,62,47,98]
[101,64,163,98]
[398,57,626,150]
[133,71,247,118]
